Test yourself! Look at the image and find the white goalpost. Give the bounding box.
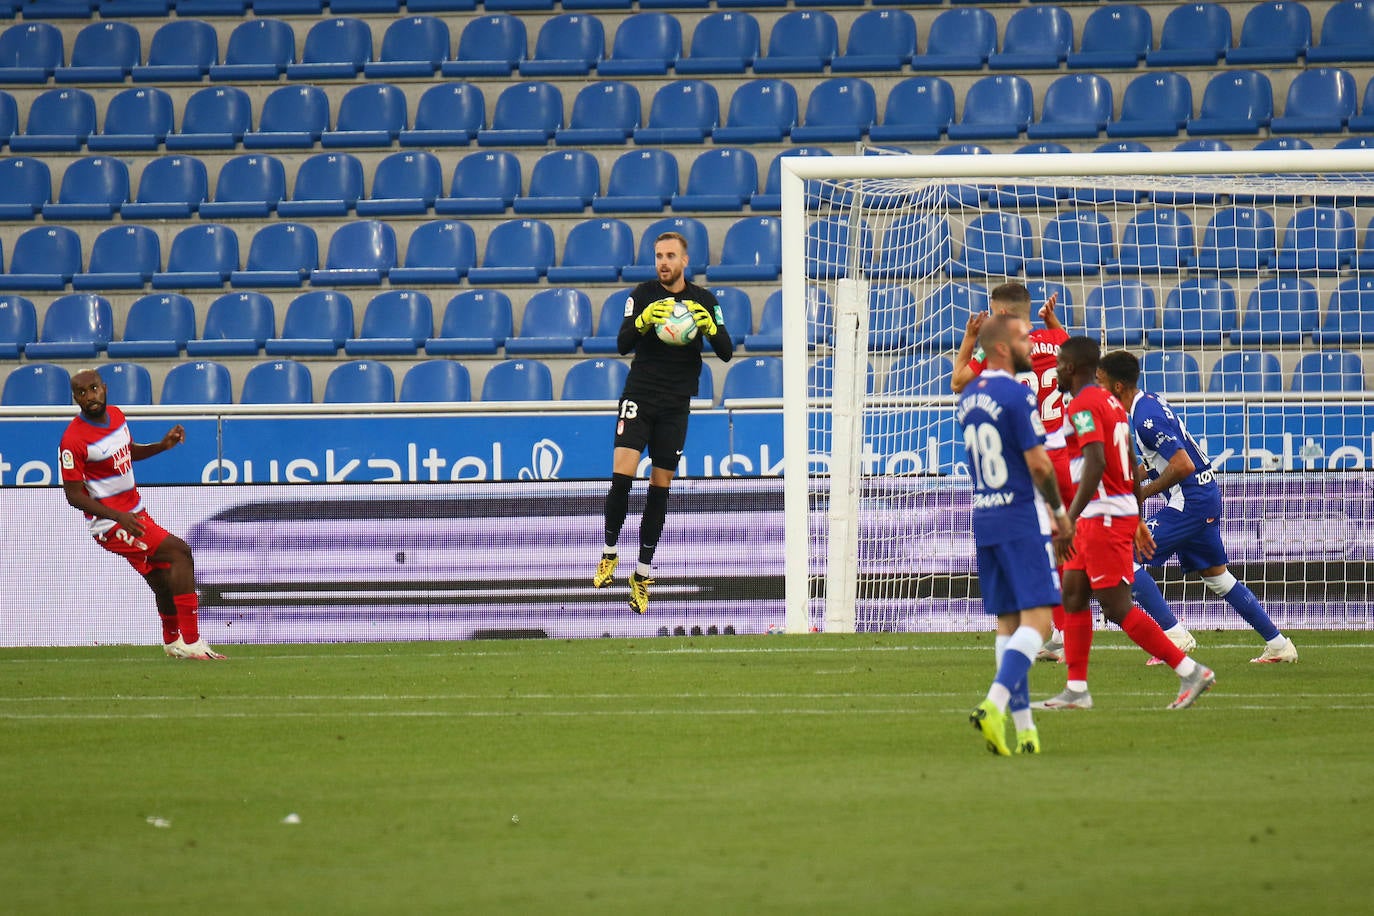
[780,149,1374,635]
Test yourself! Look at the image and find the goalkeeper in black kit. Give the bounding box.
[593,231,733,614]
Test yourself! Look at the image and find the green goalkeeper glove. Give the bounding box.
[686,300,717,337]
[634,298,676,333]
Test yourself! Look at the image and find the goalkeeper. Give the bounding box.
[593,231,732,614]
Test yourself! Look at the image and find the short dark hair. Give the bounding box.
[1059,335,1100,372]
[1099,350,1141,386]
[990,282,1032,320]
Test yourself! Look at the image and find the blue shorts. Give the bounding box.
[1145,506,1229,573]
[976,535,1062,617]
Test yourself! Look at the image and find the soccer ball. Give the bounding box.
[655,301,699,347]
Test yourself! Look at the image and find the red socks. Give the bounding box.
[159,613,179,645]
[1119,606,1185,667]
[173,593,200,645]
[1063,610,1094,682]
[1052,603,1066,634]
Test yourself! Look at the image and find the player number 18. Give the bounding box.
[963,422,1008,490]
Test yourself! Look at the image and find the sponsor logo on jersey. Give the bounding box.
[1071,410,1097,435]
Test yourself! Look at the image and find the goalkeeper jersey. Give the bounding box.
[617,280,732,400]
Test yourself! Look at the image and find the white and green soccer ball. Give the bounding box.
[655,301,700,347]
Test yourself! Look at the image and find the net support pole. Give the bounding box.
[823,275,869,633]
[781,165,811,635]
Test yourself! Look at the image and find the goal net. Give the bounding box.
[779,149,1374,634]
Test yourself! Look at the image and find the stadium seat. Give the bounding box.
[167,87,251,152]
[25,293,114,359]
[211,18,294,81]
[1026,211,1114,277]
[467,219,556,284]
[909,281,987,352]
[831,8,915,72]
[707,285,751,345]
[11,88,96,153]
[0,226,82,291]
[592,149,679,213]
[562,357,628,400]
[0,295,36,358]
[436,150,521,215]
[1227,1,1311,64]
[556,81,639,146]
[55,21,140,84]
[88,88,173,153]
[1027,74,1112,140]
[1271,68,1359,134]
[390,220,476,285]
[481,358,553,401]
[1083,279,1156,346]
[244,85,329,150]
[277,153,363,218]
[1,363,70,406]
[1150,277,1238,347]
[0,23,64,84]
[1195,207,1277,271]
[287,17,372,80]
[1292,350,1365,391]
[1068,4,1152,69]
[1209,350,1284,393]
[73,225,160,291]
[97,361,153,406]
[547,218,633,284]
[0,90,14,145]
[1233,277,1319,344]
[721,355,782,403]
[506,287,592,355]
[400,359,471,402]
[712,79,796,144]
[865,213,950,281]
[1107,209,1196,273]
[672,148,757,212]
[265,290,354,356]
[675,11,759,75]
[634,80,719,144]
[947,75,1033,141]
[322,84,408,148]
[753,10,837,74]
[1275,206,1357,270]
[132,19,217,82]
[240,359,313,404]
[743,286,832,352]
[623,216,709,282]
[152,224,239,289]
[426,289,513,355]
[790,78,876,144]
[1313,277,1374,344]
[159,360,232,405]
[1150,140,1232,207]
[989,4,1072,70]
[582,287,632,353]
[357,151,442,216]
[1309,0,1374,62]
[1187,71,1274,136]
[442,14,525,78]
[912,7,996,71]
[122,156,207,220]
[187,291,275,357]
[805,214,869,281]
[313,220,397,285]
[199,154,285,219]
[706,216,779,282]
[865,284,919,351]
[1346,79,1374,132]
[519,13,603,77]
[400,83,485,148]
[106,293,194,358]
[0,156,50,220]
[981,142,1069,210]
[231,222,318,288]
[752,146,832,211]
[598,12,679,76]
[1146,2,1231,66]
[884,353,952,397]
[477,81,562,146]
[949,212,1032,277]
[345,289,433,355]
[869,76,954,143]
[364,15,447,78]
[514,150,599,214]
[1107,73,1192,139]
[42,155,129,220]
[1139,351,1201,394]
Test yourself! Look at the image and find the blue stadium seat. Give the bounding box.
[989,4,1072,70]
[322,83,408,148]
[949,212,1032,277]
[1027,74,1112,140]
[390,220,476,285]
[1150,140,1232,206]
[884,354,952,397]
[277,153,363,218]
[752,146,832,211]
[599,12,679,76]
[706,216,779,282]
[11,88,96,153]
[1,363,70,406]
[582,287,632,353]
[1347,78,1374,132]
[426,289,513,355]
[743,286,832,352]
[442,14,525,78]
[547,218,633,284]
[400,359,471,402]
[56,21,140,84]
[107,293,194,358]
[42,155,129,220]
[831,8,915,72]
[675,11,759,75]
[73,225,160,291]
[592,149,678,213]
[947,75,1033,141]
[88,88,173,152]
[160,360,232,405]
[400,82,485,148]
[211,19,294,81]
[672,148,757,212]
[1068,4,1152,69]
[133,19,217,82]
[707,285,751,345]
[869,76,954,143]
[1150,277,1238,347]
[244,85,329,149]
[1147,2,1231,67]
[1271,68,1359,133]
[199,154,284,219]
[0,23,64,84]
[753,10,837,74]
[240,359,313,404]
[1107,209,1195,273]
[345,289,433,355]
[519,13,603,77]
[623,216,709,282]
[506,287,592,355]
[436,150,521,215]
[26,293,114,359]
[865,284,918,351]
[909,281,987,352]
[1227,1,1311,64]
[287,17,372,80]
[0,226,81,291]
[97,361,153,406]
[790,77,876,143]
[713,79,797,144]
[1275,206,1357,270]
[1292,350,1365,391]
[364,16,447,78]
[562,357,628,400]
[0,295,36,358]
[514,149,599,214]
[1139,351,1201,394]
[122,155,207,220]
[1027,210,1113,277]
[1314,277,1374,344]
[1195,206,1277,271]
[634,79,719,144]
[865,213,949,281]
[0,156,51,220]
[356,150,442,216]
[0,92,16,150]
[477,81,562,146]
[1187,71,1274,135]
[1209,350,1284,393]
[983,142,1069,209]
[1107,73,1192,138]
[557,81,640,145]
[152,224,239,289]
[1233,277,1319,344]
[313,220,397,286]
[231,222,318,288]
[1083,279,1156,346]
[167,86,250,152]
[265,290,353,356]
[481,358,553,401]
[467,219,556,284]
[1025,280,1073,323]
[805,214,869,280]
[721,355,782,403]
[1309,0,1374,62]
[911,7,996,71]
[187,291,275,357]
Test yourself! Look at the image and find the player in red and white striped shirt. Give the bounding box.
[59,368,224,660]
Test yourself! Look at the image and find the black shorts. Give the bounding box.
[614,392,691,470]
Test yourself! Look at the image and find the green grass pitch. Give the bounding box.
[3,631,1372,915]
